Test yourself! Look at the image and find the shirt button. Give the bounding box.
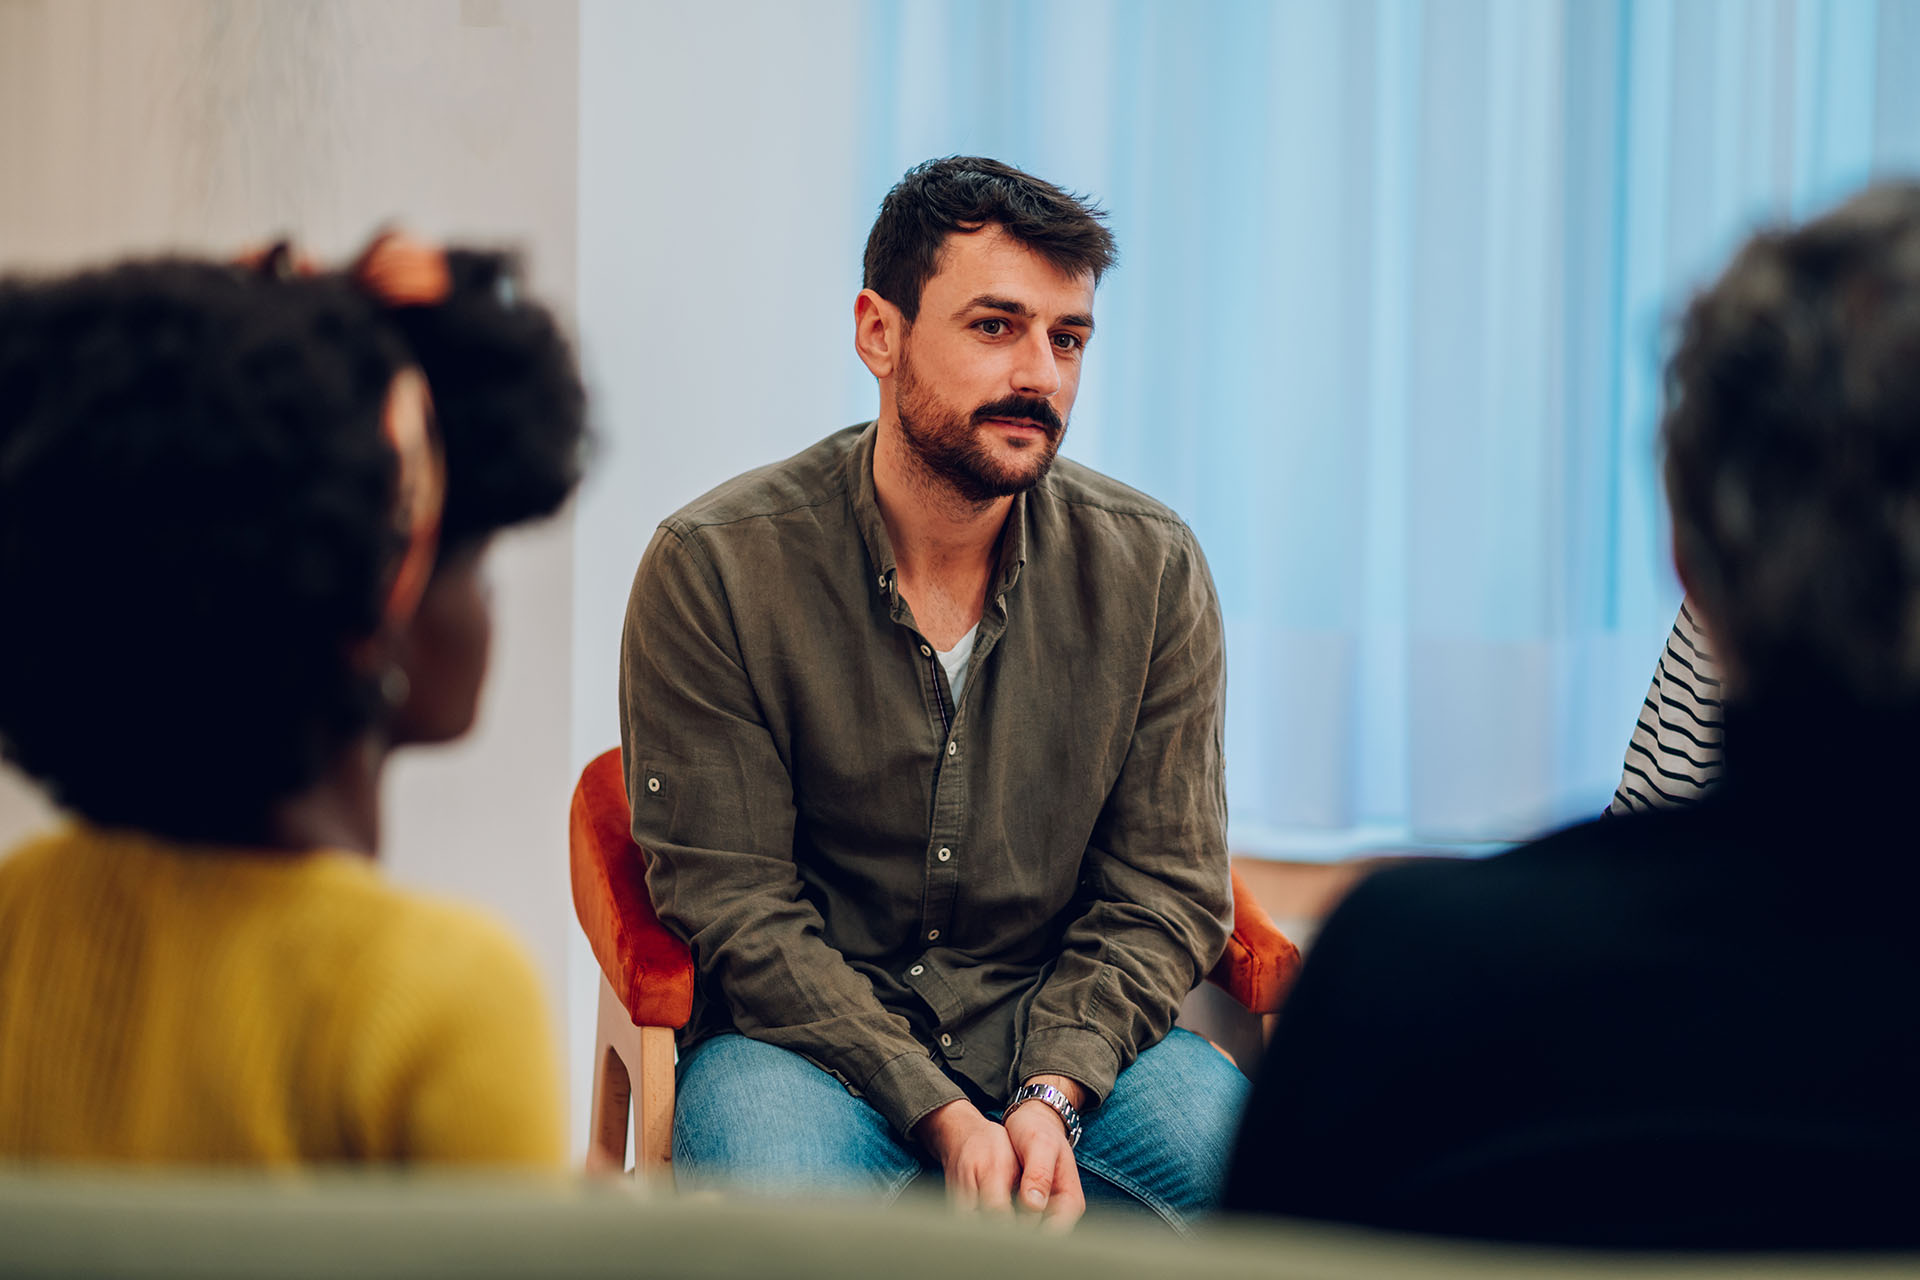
[927,929,940,940]
[947,742,957,756]
[909,964,924,976]
[939,1034,953,1048]
[646,777,661,793]
[937,847,952,862]
[919,644,932,657]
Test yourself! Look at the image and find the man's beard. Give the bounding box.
[895,349,1066,506]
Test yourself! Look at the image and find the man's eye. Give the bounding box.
[977,318,1008,336]
[1052,332,1084,351]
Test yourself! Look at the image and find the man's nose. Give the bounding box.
[1011,329,1062,398]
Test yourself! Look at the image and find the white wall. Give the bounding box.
[568,0,881,1144]
[572,0,873,766]
[0,0,584,1134]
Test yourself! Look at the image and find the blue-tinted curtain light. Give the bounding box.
[848,0,1916,853]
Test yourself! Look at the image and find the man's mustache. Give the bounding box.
[971,396,1064,437]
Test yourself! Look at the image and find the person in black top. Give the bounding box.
[1224,183,1920,1248]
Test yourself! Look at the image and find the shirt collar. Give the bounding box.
[991,491,1028,602]
[848,421,1032,610]
[847,423,899,602]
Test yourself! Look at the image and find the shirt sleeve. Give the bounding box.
[620,525,965,1139]
[1011,525,1233,1107]
[1608,599,1725,816]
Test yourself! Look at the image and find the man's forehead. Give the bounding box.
[925,225,1096,315]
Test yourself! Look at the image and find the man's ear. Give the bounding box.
[854,289,904,379]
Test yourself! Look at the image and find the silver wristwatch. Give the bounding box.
[1003,1081,1084,1148]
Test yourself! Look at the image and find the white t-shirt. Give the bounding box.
[938,624,980,707]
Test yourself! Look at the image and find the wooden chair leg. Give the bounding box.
[587,1041,632,1174]
[586,976,635,1174]
[585,974,678,1175]
[635,1024,675,1170]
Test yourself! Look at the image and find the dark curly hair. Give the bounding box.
[1663,182,1920,707]
[0,248,585,843]
[373,248,586,557]
[862,156,1117,323]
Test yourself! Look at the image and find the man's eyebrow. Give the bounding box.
[953,294,1097,334]
[954,294,1034,320]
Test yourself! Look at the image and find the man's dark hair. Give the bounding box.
[1663,182,1920,707]
[862,156,1117,322]
[0,252,585,843]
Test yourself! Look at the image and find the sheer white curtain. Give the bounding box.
[576,0,1920,855]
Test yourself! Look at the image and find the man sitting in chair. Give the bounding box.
[619,157,1241,1231]
[1224,183,1920,1248]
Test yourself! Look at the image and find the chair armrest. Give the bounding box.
[569,747,694,1030]
[1205,866,1302,1016]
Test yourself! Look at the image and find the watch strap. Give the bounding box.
[1003,1081,1083,1148]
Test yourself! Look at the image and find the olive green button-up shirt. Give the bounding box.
[619,423,1230,1140]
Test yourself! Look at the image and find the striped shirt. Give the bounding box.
[1608,600,1725,814]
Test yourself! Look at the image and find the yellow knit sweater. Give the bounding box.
[0,825,563,1167]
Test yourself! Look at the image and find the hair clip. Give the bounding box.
[353,230,452,308]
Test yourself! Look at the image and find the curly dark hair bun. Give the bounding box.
[374,248,588,556]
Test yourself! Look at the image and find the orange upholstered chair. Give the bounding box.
[570,747,693,1173]
[569,745,1303,1174]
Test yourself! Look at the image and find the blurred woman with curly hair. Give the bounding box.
[0,233,586,1166]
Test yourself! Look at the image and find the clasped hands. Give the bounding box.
[913,1074,1086,1231]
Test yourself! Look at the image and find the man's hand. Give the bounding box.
[913,1099,1020,1214]
[1002,1075,1086,1231]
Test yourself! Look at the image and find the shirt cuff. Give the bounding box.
[1013,1027,1122,1111]
[863,1049,968,1140]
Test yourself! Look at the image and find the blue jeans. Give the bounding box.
[673,1028,1248,1233]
